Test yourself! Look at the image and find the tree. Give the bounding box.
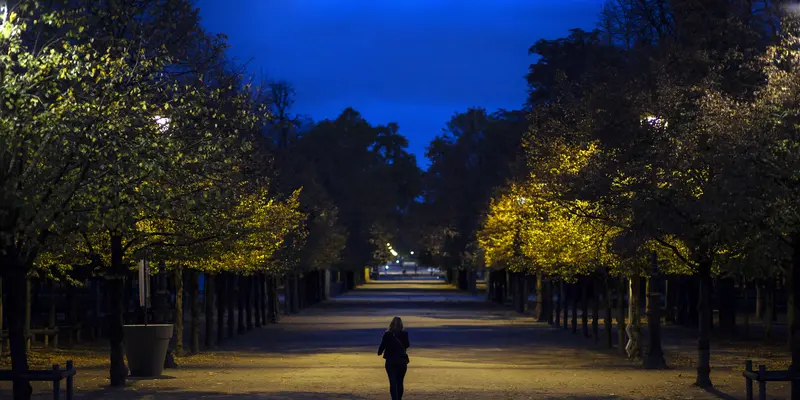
[697,17,800,394]
[418,108,526,281]
[294,108,420,274]
[0,3,214,395]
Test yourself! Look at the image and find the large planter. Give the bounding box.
[124,324,173,377]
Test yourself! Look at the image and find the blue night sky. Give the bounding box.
[195,0,604,168]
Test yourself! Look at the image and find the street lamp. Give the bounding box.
[642,114,667,129]
[0,1,7,27]
[154,115,171,133]
[410,251,414,255]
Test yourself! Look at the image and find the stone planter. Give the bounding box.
[123,324,173,377]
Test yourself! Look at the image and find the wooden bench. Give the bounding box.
[30,327,60,349]
[0,331,34,355]
[742,360,791,400]
[0,360,76,399]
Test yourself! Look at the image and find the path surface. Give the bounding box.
[6,280,790,399]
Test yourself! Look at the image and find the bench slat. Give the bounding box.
[0,368,76,381]
[742,370,792,382]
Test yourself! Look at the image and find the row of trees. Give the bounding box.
[0,1,421,399]
[414,0,800,395]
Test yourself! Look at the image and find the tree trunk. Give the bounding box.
[695,258,713,388]
[505,269,511,304]
[205,274,215,349]
[24,277,30,349]
[687,276,699,327]
[245,276,253,331]
[789,234,800,399]
[260,275,267,325]
[675,276,686,326]
[755,282,763,321]
[283,276,290,315]
[269,276,279,322]
[298,273,306,309]
[645,278,650,317]
[253,275,261,328]
[237,276,245,335]
[571,283,578,334]
[535,273,544,321]
[562,281,568,330]
[510,273,518,310]
[546,279,554,324]
[226,273,235,338]
[292,274,300,313]
[3,249,33,399]
[626,275,642,360]
[517,273,527,314]
[498,270,506,304]
[765,279,774,340]
[664,277,675,324]
[718,278,737,336]
[554,280,562,328]
[788,268,795,350]
[592,278,600,343]
[486,270,494,302]
[109,234,127,387]
[189,270,200,354]
[174,266,184,356]
[216,273,225,345]
[604,275,613,348]
[617,277,627,357]
[0,277,5,355]
[644,252,667,369]
[581,277,590,338]
[742,280,750,340]
[48,281,56,348]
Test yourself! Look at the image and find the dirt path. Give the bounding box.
[1,280,789,399]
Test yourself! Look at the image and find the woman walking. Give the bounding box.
[378,317,410,400]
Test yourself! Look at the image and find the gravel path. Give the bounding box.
[2,280,790,399]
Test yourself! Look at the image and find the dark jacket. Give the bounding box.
[378,330,409,362]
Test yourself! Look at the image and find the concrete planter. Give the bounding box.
[124,324,173,377]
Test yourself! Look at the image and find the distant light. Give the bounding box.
[385,266,389,270]
[386,243,391,247]
[395,260,400,263]
[410,251,415,255]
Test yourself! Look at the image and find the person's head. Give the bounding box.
[388,316,404,332]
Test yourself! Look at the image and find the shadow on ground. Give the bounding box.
[73,388,372,399]
[71,387,632,399]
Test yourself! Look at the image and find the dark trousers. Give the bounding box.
[385,360,408,400]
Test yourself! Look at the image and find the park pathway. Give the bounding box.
[16,279,786,399]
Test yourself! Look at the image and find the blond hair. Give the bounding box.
[388,316,403,332]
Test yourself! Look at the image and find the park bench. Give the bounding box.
[0,331,34,355]
[742,360,791,400]
[30,327,60,349]
[0,360,76,400]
